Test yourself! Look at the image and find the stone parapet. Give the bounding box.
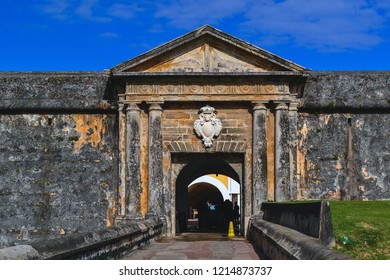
[260,201,335,246]
[0,219,163,260]
[248,216,350,260]
[0,72,115,111]
[302,71,390,109]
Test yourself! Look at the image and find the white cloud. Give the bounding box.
[36,0,390,51]
[155,0,250,28]
[243,0,385,50]
[152,0,390,51]
[39,1,142,22]
[75,0,111,22]
[40,0,70,14]
[108,3,137,20]
[38,0,75,20]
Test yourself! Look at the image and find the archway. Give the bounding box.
[188,182,225,210]
[175,155,241,234]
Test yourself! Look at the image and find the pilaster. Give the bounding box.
[252,102,268,214]
[289,102,299,200]
[275,103,290,201]
[126,102,142,218]
[147,102,164,216]
[118,103,126,216]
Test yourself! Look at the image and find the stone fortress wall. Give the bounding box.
[0,70,389,248]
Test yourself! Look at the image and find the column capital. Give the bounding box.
[252,102,268,111]
[289,102,299,111]
[275,102,289,110]
[126,102,141,112]
[148,102,164,112]
[118,103,125,112]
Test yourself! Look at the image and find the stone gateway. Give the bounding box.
[0,25,389,247]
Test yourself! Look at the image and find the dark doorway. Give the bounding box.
[174,153,243,234]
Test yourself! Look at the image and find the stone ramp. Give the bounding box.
[121,233,260,260]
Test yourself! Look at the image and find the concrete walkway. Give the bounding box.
[121,232,260,260]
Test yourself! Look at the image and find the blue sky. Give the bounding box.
[1,0,390,71]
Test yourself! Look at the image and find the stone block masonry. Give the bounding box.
[0,72,119,248]
[1,29,390,253]
[297,113,390,200]
[162,103,252,153]
[0,72,115,110]
[0,219,163,260]
[0,113,118,248]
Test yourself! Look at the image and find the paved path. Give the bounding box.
[121,232,260,260]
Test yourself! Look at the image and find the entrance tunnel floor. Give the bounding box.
[120,232,260,260]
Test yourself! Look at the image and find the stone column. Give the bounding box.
[289,102,299,200]
[275,103,290,201]
[147,102,164,217]
[118,103,126,216]
[252,102,268,214]
[126,103,142,218]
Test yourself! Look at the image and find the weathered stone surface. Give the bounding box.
[302,71,390,109]
[261,201,335,247]
[111,25,306,73]
[0,113,118,248]
[162,103,252,153]
[297,113,348,199]
[275,104,290,201]
[252,103,268,212]
[0,220,163,260]
[0,245,39,260]
[148,103,165,217]
[125,104,142,217]
[1,25,390,250]
[248,216,350,260]
[351,114,390,199]
[297,113,390,200]
[0,72,115,110]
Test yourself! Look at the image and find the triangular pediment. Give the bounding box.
[143,44,272,73]
[111,25,307,73]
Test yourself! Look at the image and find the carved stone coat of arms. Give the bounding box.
[194,105,222,148]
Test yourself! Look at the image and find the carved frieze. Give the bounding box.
[194,105,222,148]
[126,83,289,95]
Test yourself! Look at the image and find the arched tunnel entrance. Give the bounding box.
[175,154,243,235]
[188,182,225,211]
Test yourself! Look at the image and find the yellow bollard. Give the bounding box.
[227,221,235,238]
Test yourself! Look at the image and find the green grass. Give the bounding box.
[330,200,390,260]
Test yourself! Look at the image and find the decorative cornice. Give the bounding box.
[125,83,289,95]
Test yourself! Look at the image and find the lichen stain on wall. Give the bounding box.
[322,188,342,200]
[324,114,331,125]
[297,122,309,199]
[140,110,149,215]
[101,181,116,227]
[361,166,386,192]
[361,167,372,179]
[297,121,328,198]
[66,114,108,154]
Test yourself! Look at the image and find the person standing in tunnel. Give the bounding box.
[222,199,234,232]
[233,202,240,228]
[197,200,207,231]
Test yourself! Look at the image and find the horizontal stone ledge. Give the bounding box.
[111,71,307,77]
[0,219,164,260]
[0,104,118,113]
[248,217,351,260]
[298,106,390,113]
